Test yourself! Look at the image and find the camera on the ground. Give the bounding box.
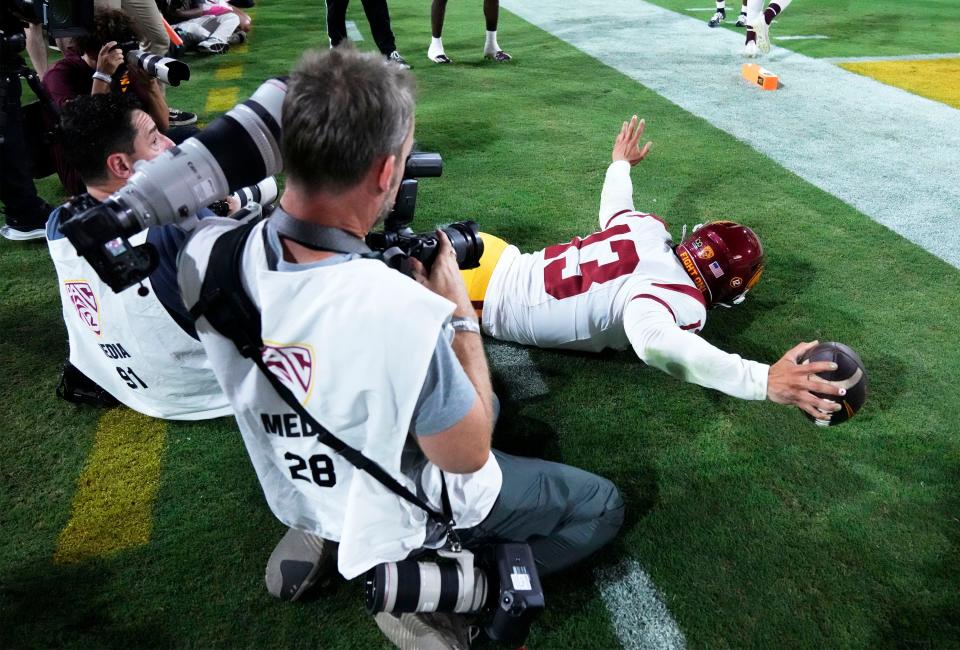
[365,152,484,271]
[365,543,544,646]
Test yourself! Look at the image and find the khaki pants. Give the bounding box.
[95,0,171,55]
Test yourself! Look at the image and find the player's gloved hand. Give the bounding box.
[96,40,124,77]
[409,231,475,319]
[611,115,652,166]
[767,341,846,419]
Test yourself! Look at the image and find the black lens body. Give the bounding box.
[365,220,484,272]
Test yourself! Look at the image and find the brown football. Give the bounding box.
[797,342,868,426]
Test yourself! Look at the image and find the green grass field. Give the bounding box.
[2,0,959,648]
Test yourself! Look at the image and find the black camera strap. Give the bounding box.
[189,220,459,546]
[272,208,376,256]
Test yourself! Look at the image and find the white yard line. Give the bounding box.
[596,559,688,650]
[502,0,960,269]
[775,34,830,40]
[345,20,364,42]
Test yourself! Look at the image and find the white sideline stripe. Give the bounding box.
[596,559,688,650]
[684,8,717,11]
[502,0,960,270]
[485,340,549,400]
[775,34,830,41]
[824,52,960,63]
[345,20,364,42]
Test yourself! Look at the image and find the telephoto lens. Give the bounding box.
[126,49,190,86]
[441,221,484,269]
[365,556,489,615]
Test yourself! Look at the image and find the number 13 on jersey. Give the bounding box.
[543,224,640,299]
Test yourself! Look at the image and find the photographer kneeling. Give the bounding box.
[47,93,231,420]
[177,47,624,648]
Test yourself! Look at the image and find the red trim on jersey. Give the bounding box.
[652,282,708,308]
[680,320,702,331]
[631,294,676,323]
[603,210,669,231]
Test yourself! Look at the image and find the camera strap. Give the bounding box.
[272,208,376,256]
[189,220,460,547]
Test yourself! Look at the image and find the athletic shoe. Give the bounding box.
[735,13,748,27]
[483,49,512,62]
[168,108,197,127]
[56,362,119,407]
[265,527,332,601]
[374,612,477,650]
[0,224,45,241]
[228,30,246,45]
[748,16,771,53]
[428,52,453,64]
[707,10,725,27]
[388,50,411,69]
[198,37,229,54]
[742,41,759,57]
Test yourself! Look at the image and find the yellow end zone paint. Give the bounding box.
[840,58,960,109]
[205,86,240,113]
[54,409,166,564]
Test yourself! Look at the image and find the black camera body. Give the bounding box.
[365,543,544,647]
[365,152,484,272]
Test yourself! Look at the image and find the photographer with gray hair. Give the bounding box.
[178,46,623,648]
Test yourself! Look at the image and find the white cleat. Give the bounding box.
[748,16,771,53]
[734,13,748,27]
[743,41,759,57]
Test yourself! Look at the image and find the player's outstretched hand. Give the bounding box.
[409,230,475,319]
[612,115,652,166]
[767,341,846,419]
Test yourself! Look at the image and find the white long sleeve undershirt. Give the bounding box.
[623,291,769,401]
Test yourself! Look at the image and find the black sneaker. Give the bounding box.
[56,362,119,407]
[169,108,198,127]
[388,50,411,69]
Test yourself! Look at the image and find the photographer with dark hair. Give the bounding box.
[177,47,623,648]
[42,8,198,194]
[47,92,231,419]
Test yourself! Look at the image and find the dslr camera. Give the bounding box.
[366,152,484,272]
[366,543,544,646]
[116,40,190,87]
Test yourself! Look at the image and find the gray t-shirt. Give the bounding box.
[266,221,475,436]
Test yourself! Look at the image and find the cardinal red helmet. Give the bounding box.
[675,221,764,308]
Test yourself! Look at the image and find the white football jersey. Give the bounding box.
[483,209,706,353]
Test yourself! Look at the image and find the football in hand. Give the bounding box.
[798,342,868,426]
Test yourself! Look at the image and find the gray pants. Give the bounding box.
[458,451,624,576]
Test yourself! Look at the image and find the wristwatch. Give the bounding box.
[92,71,113,85]
[449,316,481,335]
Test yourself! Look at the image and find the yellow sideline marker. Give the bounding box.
[205,86,240,113]
[839,58,960,109]
[54,409,167,564]
[742,63,779,90]
[215,62,244,81]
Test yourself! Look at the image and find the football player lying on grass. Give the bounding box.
[459,116,845,419]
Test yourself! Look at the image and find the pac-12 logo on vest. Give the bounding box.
[65,281,101,336]
[261,342,315,404]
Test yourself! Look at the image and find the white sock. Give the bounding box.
[484,30,499,53]
[716,1,726,11]
[428,36,445,59]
